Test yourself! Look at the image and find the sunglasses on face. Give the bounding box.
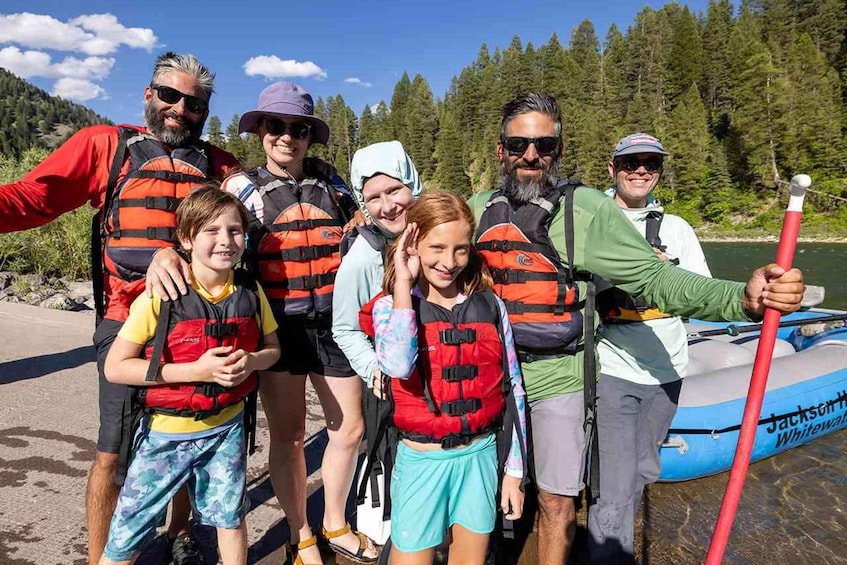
[615,156,664,173]
[150,84,209,114]
[263,118,312,140]
[501,136,561,156]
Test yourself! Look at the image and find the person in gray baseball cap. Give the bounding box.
[589,132,712,563]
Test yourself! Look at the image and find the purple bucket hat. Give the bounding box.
[238,82,330,145]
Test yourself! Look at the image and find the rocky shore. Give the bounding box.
[0,271,95,312]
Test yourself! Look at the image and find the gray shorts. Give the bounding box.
[528,390,586,496]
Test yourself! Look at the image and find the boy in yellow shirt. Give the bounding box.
[101,187,280,564]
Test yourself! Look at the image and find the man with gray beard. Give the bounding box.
[0,52,239,565]
[469,93,804,563]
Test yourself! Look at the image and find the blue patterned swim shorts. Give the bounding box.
[103,419,248,561]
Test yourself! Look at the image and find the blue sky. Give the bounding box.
[1,0,712,131]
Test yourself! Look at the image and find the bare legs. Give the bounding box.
[537,490,577,565]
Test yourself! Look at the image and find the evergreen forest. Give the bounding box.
[212,0,847,234]
[2,0,847,244]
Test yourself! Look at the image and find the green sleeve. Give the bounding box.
[468,190,494,224]
[578,190,749,322]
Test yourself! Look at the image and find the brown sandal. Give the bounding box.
[285,535,322,565]
[320,523,378,564]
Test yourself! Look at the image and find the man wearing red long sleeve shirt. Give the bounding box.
[0,52,238,565]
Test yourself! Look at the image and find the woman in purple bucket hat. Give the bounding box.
[223,82,378,565]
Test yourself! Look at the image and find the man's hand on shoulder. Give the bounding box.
[742,264,805,318]
[145,248,191,300]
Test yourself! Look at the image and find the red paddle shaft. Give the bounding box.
[705,175,810,564]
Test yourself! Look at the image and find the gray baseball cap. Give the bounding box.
[613,133,669,157]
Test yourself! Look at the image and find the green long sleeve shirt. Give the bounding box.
[469,185,748,401]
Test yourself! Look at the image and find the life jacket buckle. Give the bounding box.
[441,398,482,416]
[442,365,478,382]
[440,328,476,345]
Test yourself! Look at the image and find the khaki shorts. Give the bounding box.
[528,390,586,496]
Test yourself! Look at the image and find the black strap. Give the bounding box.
[267,218,339,232]
[582,280,600,497]
[111,227,177,241]
[119,196,182,211]
[145,299,172,382]
[92,128,131,321]
[441,398,482,416]
[442,365,478,382]
[440,327,477,345]
[125,169,208,183]
[475,240,550,254]
[505,300,585,315]
[645,210,664,250]
[257,244,338,262]
[489,268,558,285]
[260,272,336,290]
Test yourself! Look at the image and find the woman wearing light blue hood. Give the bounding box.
[332,141,422,392]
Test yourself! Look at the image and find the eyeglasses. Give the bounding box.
[501,136,561,156]
[615,156,664,173]
[263,118,312,140]
[150,84,209,114]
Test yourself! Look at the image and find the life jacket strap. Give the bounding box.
[268,218,339,232]
[489,268,558,284]
[261,272,336,290]
[505,300,585,315]
[119,196,182,212]
[205,321,239,337]
[441,397,482,416]
[111,227,177,241]
[257,244,338,262]
[442,365,478,382]
[439,327,477,345]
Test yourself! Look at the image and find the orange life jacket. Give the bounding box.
[102,128,209,282]
[242,167,348,317]
[475,183,587,359]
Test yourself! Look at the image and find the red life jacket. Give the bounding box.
[102,128,210,282]
[138,270,261,419]
[241,168,348,317]
[475,183,586,358]
[360,291,508,447]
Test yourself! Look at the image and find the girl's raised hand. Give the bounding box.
[393,222,420,288]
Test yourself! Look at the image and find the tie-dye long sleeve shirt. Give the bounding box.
[372,289,527,478]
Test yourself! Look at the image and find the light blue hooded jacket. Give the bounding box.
[332,141,422,382]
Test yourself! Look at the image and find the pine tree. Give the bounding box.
[206,115,225,148]
[779,33,846,178]
[404,74,439,177]
[700,139,737,223]
[389,73,412,144]
[729,40,786,188]
[667,6,705,104]
[702,0,735,134]
[665,84,710,205]
[433,96,472,196]
[224,114,247,165]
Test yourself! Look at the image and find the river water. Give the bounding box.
[512,243,847,564]
[621,243,846,564]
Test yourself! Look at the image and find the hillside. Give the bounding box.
[0,68,111,158]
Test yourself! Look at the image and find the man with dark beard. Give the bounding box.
[0,52,239,565]
[469,93,805,564]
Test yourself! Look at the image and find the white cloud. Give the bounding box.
[0,12,157,55]
[0,46,114,80]
[71,14,157,51]
[344,77,372,87]
[52,77,106,101]
[243,55,327,80]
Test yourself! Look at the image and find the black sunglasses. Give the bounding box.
[615,155,664,173]
[263,118,312,140]
[150,84,209,114]
[501,136,561,156]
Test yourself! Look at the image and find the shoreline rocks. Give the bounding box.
[0,271,95,312]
